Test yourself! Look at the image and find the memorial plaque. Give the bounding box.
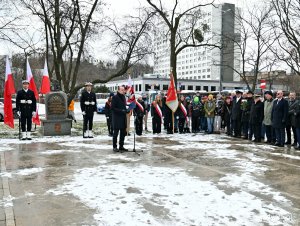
[42,91,72,136]
[45,92,68,120]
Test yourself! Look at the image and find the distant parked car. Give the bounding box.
[0,102,4,121]
[96,99,107,114]
[0,98,18,119]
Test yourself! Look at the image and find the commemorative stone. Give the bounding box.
[41,91,72,136]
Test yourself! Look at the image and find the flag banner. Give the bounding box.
[154,104,163,122]
[4,56,16,128]
[260,80,266,89]
[40,60,51,94]
[180,103,188,123]
[166,72,178,112]
[135,100,144,112]
[27,59,40,125]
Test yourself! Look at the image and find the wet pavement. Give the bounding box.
[0,131,300,226]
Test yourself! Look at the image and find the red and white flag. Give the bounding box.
[40,60,51,94]
[27,59,40,125]
[3,56,16,128]
[166,71,178,112]
[260,79,266,89]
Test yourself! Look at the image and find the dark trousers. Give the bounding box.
[164,113,172,132]
[242,121,250,138]
[225,119,231,135]
[178,118,185,133]
[296,128,300,147]
[275,128,285,145]
[113,128,126,148]
[200,116,207,131]
[252,123,262,141]
[285,125,297,143]
[106,117,112,135]
[265,125,276,143]
[192,115,200,132]
[83,114,94,131]
[135,116,143,135]
[232,119,241,137]
[152,117,161,133]
[21,115,32,132]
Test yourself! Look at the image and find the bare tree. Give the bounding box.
[221,3,276,91]
[18,0,104,94]
[271,0,300,75]
[146,0,219,86]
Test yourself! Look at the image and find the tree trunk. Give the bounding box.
[170,31,177,89]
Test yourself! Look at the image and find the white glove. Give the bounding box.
[106,117,109,119]
[126,106,129,110]
[82,111,86,115]
[176,116,179,119]
[17,111,21,117]
[32,112,36,117]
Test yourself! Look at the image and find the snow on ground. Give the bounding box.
[48,163,294,226]
[270,153,300,160]
[15,167,43,176]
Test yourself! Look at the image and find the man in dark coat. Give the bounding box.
[16,80,37,140]
[292,101,300,150]
[271,90,289,147]
[241,91,254,139]
[249,94,264,142]
[285,92,298,145]
[105,93,114,136]
[231,90,243,137]
[80,82,97,138]
[111,86,128,152]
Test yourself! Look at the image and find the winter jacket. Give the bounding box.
[204,100,216,118]
[263,99,273,126]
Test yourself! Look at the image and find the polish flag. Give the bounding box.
[166,71,178,112]
[40,60,51,94]
[27,59,40,125]
[3,56,16,128]
[260,79,266,89]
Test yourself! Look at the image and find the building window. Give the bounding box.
[181,85,186,90]
[211,86,216,91]
[145,84,151,91]
[203,86,208,91]
[135,84,138,91]
[188,85,193,90]
[196,86,201,90]
[139,84,141,91]
[163,85,168,90]
[207,68,211,72]
[207,75,210,78]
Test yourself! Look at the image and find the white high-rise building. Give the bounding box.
[153,3,241,84]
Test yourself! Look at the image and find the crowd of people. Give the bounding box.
[14,80,300,151]
[104,86,300,151]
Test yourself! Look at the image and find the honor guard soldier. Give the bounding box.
[16,80,37,140]
[80,82,97,138]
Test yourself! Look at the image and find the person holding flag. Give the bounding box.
[3,56,16,129]
[134,95,145,136]
[16,80,37,140]
[151,94,163,134]
[175,96,188,134]
[165,69,179,133]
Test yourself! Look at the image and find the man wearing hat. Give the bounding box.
[16,80,37,140]
[105,93,114,136]
[80,82,97,138]
[249,94,264,142]
[231,90,243,137]
[263,91,275,143]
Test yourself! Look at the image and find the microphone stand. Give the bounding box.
[127,107,143,156]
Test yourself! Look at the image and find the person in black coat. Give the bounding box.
[111,86,128,152]
[231,90,243,137]
[105,93,114,136]
[292,101,300,150]
[249,95,264,142]
[271,90,289,147]
[134,95,145,136]
[151,94,163,134]
[16,80,37,140]
[80,82,97,138]
[175,97,187,134]
[241,91,254,139]
[285,92,298,145]
[222,96,232,136]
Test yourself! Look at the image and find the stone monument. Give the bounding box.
[41,91,72,136]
